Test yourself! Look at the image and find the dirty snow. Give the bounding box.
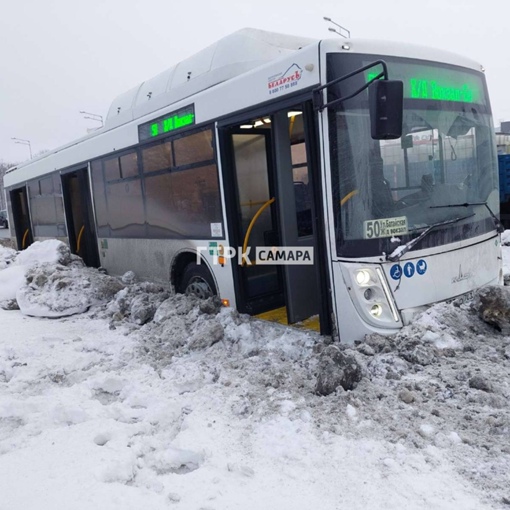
[0,239,510,509]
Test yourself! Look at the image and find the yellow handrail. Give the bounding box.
[76,225,85,253]
[340,189,359,206]
[22,228,30,249]
[241,197,275,266]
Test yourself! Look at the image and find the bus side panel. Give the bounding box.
[96,237,236,303]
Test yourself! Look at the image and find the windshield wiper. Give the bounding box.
[386,213,475,262]
[430,202,505,233]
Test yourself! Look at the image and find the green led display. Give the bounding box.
[138,104,195,141]
[366,64,485,105]
[149,112,195,136]
[409,78,476,102]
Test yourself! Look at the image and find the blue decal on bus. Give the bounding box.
[416,259,427,275]
[390,264,403,280]
[404,262,415,278]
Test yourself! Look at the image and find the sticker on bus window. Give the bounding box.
[211,223,223,237]
[363,216,408,239]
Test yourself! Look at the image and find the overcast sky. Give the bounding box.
[1,0,509,164]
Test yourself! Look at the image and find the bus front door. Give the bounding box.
[61,168,100,267]
[221,105,321,328]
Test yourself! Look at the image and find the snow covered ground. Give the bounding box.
[0,239,509,509]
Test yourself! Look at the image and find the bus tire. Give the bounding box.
[178,263,217,299]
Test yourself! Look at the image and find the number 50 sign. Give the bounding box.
[363,216,408,239]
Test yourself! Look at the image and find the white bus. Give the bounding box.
[3,28,502,342]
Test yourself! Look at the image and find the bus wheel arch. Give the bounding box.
[172,251,218,299]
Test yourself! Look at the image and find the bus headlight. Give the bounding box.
[363,288,373,300]
[370,304,383,317]
[346,265,401,327]
[355,269,372,286]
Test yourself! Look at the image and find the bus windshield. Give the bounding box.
[327,54,499,258]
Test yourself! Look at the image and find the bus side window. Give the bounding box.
[143,127,222,239]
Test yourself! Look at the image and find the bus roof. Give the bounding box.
[105,28,317,131]
[105,30,481,132]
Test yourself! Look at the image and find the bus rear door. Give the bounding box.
[10,186,33,250]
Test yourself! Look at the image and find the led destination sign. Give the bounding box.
[367,63,485,105]
[138,104,195,141]
[408,79,475,102]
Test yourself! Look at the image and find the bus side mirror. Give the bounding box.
[369,80,403,140]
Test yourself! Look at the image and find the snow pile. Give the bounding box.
[127,285,510,507]
[324,298,510,504]
[0,239,510,509]
[16,263,126,317]
[105,281,170,326]
[0,240,129,317]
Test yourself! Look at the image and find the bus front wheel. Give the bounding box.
[178,263,217,299]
